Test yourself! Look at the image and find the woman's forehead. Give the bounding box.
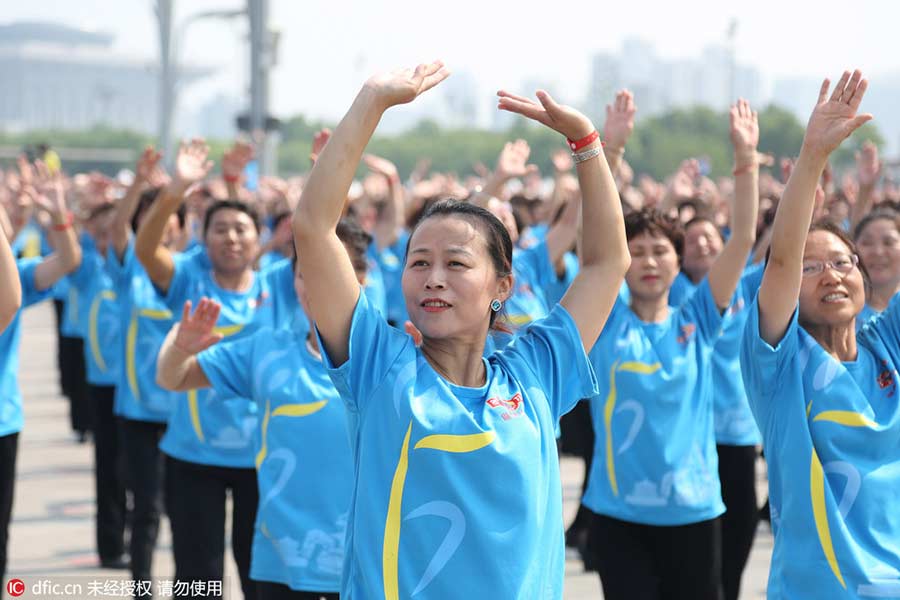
[209,208,253,226]
[804,230,851,256]
[410,216,484,250]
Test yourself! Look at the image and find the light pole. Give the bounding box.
[247,0,277,175]
[156,1,246,164]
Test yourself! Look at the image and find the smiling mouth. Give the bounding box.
[822,292,849,303]
[421,299,451,312]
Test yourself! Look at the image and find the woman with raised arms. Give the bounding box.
[291,61,629,599]
[740,70,900,598]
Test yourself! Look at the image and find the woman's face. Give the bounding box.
[855,218,900,290]
[401,216,511,341]
[682,220,723,281]
[204,208,259,276]
[798,230,866,328]
[624,232,680,303]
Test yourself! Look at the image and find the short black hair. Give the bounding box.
[132,187,186,233]
[624,207,684,258]
[203,199,260,236]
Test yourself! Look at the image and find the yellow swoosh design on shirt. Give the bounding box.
[812,411,876,428]
[187,323,245,443]
[88,290,117,372]
[125,308,173,402]
[256,400,328,468]
[604,360,661,496]
[414,432,495,452]
[213,323,244,337]
[810,449,846,589]
[383,422,496,599]
[187,389,204,442]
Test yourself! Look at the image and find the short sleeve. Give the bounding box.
[197,334,256,401]
[738,263,765,306]
[17,258,52,308]
[495,304,598,421]
[163,252,199,311]
[317,290,410,413]
[739,294,800,433]
[679,278,724,345]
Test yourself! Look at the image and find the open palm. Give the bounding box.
[174,298,224,355]
[803,70,872,158]
[729,99,759,153]
[365,61,450,109]
[497,90,594,142]
[174,139,213,188]
[603,89,636,149]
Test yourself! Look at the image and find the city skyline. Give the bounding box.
[2,1,899,151]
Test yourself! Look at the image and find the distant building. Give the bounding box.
[586,37,763,119]
[0,21,211,134]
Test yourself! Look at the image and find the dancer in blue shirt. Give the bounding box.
[582,99,761,600]
[157,219,370,600]
[0,223,21,334]
[0,164,81,589]
[107,146,187,582]
[741,70,900,599]
[292,61,629,600]
[136,140,275,599]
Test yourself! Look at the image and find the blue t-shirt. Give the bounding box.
[669,265,765,446]
[368,230,410,326]
[363,258,387,319]
[198,323,353,592]
[319,291,597,599]
[106,241,183,422]
[543,251,579,308]
[741,293,900,599]
[857,303,880,332]
[259,258,309,334]
[501,241,553,332]
[157,249,277,468]
[583,279,726,526]
[69,247,121,386]
[0,259,53,437]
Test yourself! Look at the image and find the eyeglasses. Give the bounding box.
[801,253,859,278]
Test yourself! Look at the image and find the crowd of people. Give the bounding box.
[1,62,898,600]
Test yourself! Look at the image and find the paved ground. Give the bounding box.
[7,302,773,599]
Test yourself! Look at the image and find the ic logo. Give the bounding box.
[6,579,25,597]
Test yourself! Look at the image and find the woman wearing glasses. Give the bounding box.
[741,70,900,598]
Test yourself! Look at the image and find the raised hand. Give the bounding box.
[222,141,254,180]
[802,70,873,160]
[173,298,224,355]
[173,139,213,190]
[729,98,759,158]
[551,149,574,174]
[603,89,636,150]
[855,141,881,188]
[363,61,450,110]
[497,90,594,141]
[309,128,331,165]
[135,146,164,184]
[495,139,539,181]
[31,159,67,220]
[363,153,400,181]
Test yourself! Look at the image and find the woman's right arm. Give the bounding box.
[157,298,221,392]
[758,70,872,346]
[292,62,449,366]
[135,140,212,294]
[113,147,162,262]
[0,222,21,332]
